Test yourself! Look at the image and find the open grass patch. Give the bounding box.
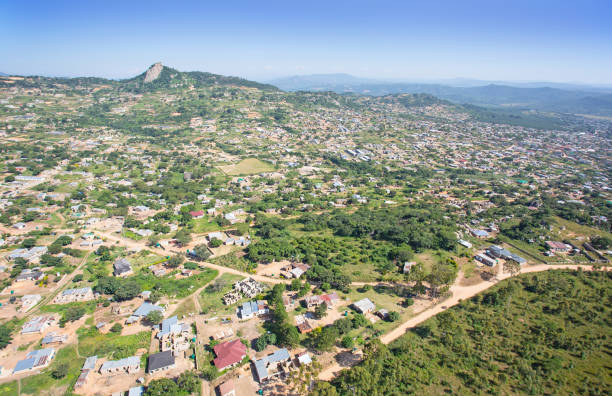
[198,273,244,315]
[218,158,274,176]
[133,268,218,298]
[77,326,150,359]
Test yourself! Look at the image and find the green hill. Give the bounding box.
[315,270,612,396]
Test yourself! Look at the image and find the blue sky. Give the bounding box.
[1,0,611,83]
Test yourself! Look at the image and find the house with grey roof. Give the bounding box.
[238,300,268,319]
[99,356,140,375]
[113,258,133,277]
[253,348,291,382]
[352,298,375,314]
[147,350,175,373]
[75,356,98,389]
[53,287,94,304]
[21,315,57,334]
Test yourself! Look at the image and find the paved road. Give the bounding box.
[318,263,605,380]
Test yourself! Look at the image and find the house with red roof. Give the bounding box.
[189,210,205,219]
[213,339,246,371]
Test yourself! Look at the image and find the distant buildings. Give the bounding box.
[8,246,47,262]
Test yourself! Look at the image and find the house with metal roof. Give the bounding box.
[352,298,375,314]
[217,380,236,396]
[99,356,140,374]
[41,332,67,346]
[13,348,55,374]
[147,350,175,373]
[253,348,291,382]
[213,339,247,371]
[128,386,144,396]
[156,316,185,339]
[126,302,165,324]
[75,356,98,389]
[21,315,57,334]
[238,300,268,319]
[113,258,133,277]
[53,287,94,304]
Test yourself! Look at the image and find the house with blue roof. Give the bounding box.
[126,302,164,324]
[13,348,55,374]
[156,315,189,340]
[238,300,268,319]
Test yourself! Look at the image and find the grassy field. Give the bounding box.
[218,158,274,175]
[192,217,222,233]
[0,381,18,396]
[77,327,151,359]
[198,273,245,315]
[171,297,198,317]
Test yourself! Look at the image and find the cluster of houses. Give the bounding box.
[7,246,47,263]
[222,278,265,305]
[475,245,527,267]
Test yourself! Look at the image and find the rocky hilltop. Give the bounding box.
[144,62,163,83]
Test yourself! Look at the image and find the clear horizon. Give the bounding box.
[2,0,612,85]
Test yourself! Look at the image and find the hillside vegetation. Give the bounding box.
[315,270,612,396]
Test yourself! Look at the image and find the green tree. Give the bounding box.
[192,244,211,261]
[177,370,200,393]
[388,311,400,322]
[314,302,328,319]
[110,323,123,333]
[165,255,184,268]
[341,335,354,349]
[144,378,180,396]
[145,310,163,325]
[51,362,69,379]
[114,280,141,301]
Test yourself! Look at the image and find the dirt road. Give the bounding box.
[95,230,291,285]
[318,263,603,380]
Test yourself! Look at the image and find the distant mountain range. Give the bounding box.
[267,74,612,117]
[0,72,8,77]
